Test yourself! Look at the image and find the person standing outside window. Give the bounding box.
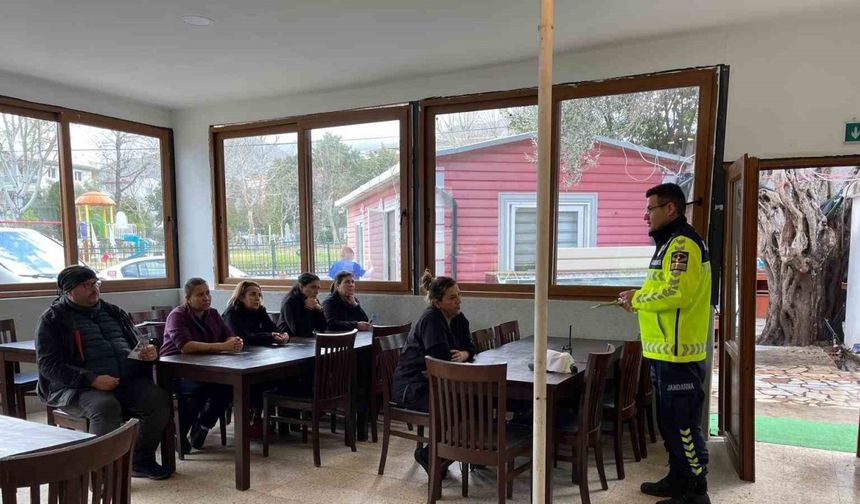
[327,246,370,280]
[619,183,712,504]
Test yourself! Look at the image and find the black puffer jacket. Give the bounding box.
[278,289,327,337]
[35,297,147,407]
[322,291,369,331]
[222,302,279,345]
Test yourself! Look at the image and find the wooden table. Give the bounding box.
[0,414,93,458]
[156,332,373,490]
[473,337,621,504]
[0,341,36,418]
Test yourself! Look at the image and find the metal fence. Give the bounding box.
[227,241,344,278]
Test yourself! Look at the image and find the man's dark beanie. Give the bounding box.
[57,265,98,294]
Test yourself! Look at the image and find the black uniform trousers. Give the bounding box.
[652,359,709,478]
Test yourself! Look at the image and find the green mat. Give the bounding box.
[709,413,858,453]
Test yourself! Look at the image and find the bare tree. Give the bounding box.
[757,168,856,346]
[0,113,58,219]
[92,130,158,210]
[223,136,283,238]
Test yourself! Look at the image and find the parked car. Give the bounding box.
[98,255,247,279]
[0,228,66,283]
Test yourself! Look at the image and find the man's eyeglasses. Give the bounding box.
[644,202,670,215]
[80,279,102,289]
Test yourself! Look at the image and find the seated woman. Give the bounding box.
[162,278,243,453]
[222,280,290,345]
[278,273,327,338]
[322,271,372,332]
[390,270,476,473]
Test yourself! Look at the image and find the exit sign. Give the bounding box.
[846,122,860,143]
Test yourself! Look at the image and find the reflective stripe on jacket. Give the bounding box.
[633,217,711,363]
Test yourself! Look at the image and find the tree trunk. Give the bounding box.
[757,169,854,346]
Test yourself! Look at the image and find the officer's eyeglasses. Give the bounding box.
[644,202,669,215]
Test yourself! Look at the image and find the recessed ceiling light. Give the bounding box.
[182,15,214,27]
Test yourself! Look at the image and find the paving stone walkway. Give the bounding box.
[755,365,860,408]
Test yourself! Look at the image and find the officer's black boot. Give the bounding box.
[656,475,710,504]
[641,473,676,497]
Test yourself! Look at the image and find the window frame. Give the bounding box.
[211,105,412,293]
[419,67,719,299]
[0,95,177,298]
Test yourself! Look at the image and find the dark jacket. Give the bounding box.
[322,291,369,331]
[35,297,147,408]
[222,302,279,346]
[161,305,233,356]
[391,307,475,401]
[278,289,327,337]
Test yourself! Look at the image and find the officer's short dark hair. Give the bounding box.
[646,183,686,216]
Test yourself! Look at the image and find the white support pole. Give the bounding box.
[532,0,554,502]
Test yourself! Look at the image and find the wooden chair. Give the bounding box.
[471,328,497,354]
[46,406,90,432]
[151,305,174,313]
[555,346,614,504]
[262,330,358,466]
[602,341,643,480]
[375,332,430,475]
[636,356,658,458]
[369,322,412,443]
[0,419,139,504]
[0,319,38,419]
[494,320,520,346]
[426,357,531,503]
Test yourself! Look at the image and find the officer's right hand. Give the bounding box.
[92,374,120,391]
[619,290,636,312]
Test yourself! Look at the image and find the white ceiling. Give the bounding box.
[0,0,853,109]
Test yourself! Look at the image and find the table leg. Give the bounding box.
[156,369,176,472]
[233,378,251,490]
[1,352,16,417]
[545,387,556,504]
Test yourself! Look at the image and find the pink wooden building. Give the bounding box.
[335,133,692,283]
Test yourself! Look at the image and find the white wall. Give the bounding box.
[0,290,181,344]
[0,68,171,127]
[173,7,860,285]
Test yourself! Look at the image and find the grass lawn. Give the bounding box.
[709,413,858,453]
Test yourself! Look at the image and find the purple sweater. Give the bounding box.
[161,304,233,356]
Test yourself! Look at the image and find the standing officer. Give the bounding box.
[619,183,712,504]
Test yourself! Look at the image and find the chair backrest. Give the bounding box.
[151,309,172,322]
[313,330,357,403]
[0,319,17,345]
[577,346,615,438]
[470,328,496,354]
[372,322,412,338]
[426,356,508,453]
[375,332,409,405]
[0,319,19,374]
[0,419,139,504]
[129,311,157,324]
[494,320,520,346]
[615,341,643,415]
[151,305,174,312]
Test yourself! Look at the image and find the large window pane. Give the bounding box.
[555,87,699,287]
[434,106,538,285]
[223,133,299,279]
[70,124,165,281]
[311,120,401,281]
[0,112,64,283]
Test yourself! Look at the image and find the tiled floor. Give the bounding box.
[17,421,859,504]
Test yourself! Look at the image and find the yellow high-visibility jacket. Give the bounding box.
[633,218,712,363]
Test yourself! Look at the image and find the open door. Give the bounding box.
[719,154,757,481]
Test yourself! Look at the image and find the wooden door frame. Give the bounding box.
[719,154,757,482]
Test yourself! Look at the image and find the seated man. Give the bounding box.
[35,265,172,480]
